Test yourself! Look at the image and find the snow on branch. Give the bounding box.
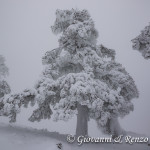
[0,89,37,122]
[132,23,150,59]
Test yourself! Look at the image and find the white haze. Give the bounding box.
[0,0,150,136]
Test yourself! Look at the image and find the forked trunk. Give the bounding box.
[76,103,89,137]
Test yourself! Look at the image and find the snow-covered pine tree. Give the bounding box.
[132,23,150,59]
[0,55,11,98]
[0,9,139,137]
[0,56,36,122]
[0,55,11,115]
[30,9,139,137]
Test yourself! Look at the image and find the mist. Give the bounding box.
[0,0,150,136]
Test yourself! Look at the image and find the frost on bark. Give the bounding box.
[132,23,150,59]
[1,9,139,137]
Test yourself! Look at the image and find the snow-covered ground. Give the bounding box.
[0,123,149,150]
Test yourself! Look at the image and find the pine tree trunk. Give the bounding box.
[109,117,125,138]
[76,103,89,137]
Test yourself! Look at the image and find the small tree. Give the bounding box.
[0,55,11,114]
[132,23,150,59]
[0,9,139,137]
[0,55,11,98]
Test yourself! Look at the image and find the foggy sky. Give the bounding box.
[0,0,150,136]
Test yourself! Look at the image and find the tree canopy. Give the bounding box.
[0,9,139,135]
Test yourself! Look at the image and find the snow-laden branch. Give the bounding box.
[132,23,150,59]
